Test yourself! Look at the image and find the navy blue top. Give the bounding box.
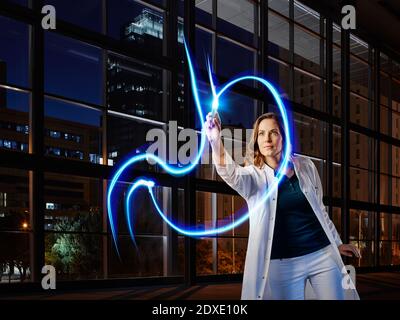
[270,172,330,259]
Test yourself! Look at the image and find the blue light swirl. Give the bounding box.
[107,39,292,255]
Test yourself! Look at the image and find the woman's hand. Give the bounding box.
[338,244,361,258]
[205,111,222,144]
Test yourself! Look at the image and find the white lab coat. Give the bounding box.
[214,151,360,300]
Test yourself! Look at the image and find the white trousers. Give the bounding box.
[267,245,344,300]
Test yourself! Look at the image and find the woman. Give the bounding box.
[205,111,361,300]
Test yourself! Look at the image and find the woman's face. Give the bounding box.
[257,118,283,159]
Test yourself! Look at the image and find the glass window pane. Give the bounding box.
[350,56,369,98]
[380,241,400,266]
[332,46,341,85]
[332,23,341,46]
[293,113,326,159]
[351,240,374,267]
[350,210,375,240]
[350,34,369,62]
[380,174,389,205]
[268,11,289,62]
[380,72,390,107]
[44,98,102,163]
[333,163,341,198]
[350,93,373,128]
[349,131,375,171]
[0,88,29,153]
[267,58,290,100]
[392,111,400,140]
[217,37,255,81]
[45,33,103,105]
[196,0,212,27]
[294,0,320,34]
[196,238,214,275]
[380,142,389,174]
[217,238,247,274]
[294,25,321,76]
[380,213,400,241]
[392,79,400,112]
[0,167,29,231]
[392,145,400,177]
[380,53,390,74]
[333,85,341,117]
[44,173,103,232]
[0,232,31,283]
[393,177,400,207]
[332,207,342,237]
[269,0,289,17]
[294,70,322,110]
[107,114,165,171]
[107,53,167,121]
[45,232,104,280]
[45,0,102,32]
[108,0,165,55]
[0,16,29,88]
[217,0,255,47]
[349,168,374,202]
[195,27,213,71]
[380,106,389,135]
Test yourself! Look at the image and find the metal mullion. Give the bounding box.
[289,0,294,100]
[260,0,268,114]
[29,0,44,284]
[326,17,333,218]
[375,48,381,267]
[341,28,350,248]
[183,0,196,287]
[166,0,179,278]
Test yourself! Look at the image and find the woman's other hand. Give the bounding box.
[338,244,361,258]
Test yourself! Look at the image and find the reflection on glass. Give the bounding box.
[333,46,341,85]
[350,56,369,98]
[392,111,400,140]
[217,0,255,47]
[349,131,375,170]
[268,0,289,17]
[268,11,289,61]
[268,58,290,99]
[350,93,373,128]
[332,207,342,237]
[293,113,326,159]
[196,0,212,27]
[349,167,374,202]
[294,70,322,110]
[294,25,321,76]
[380,174,389,205]
[350,34,369,62]
[294,0,320,34]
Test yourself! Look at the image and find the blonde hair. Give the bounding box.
[245,112,287,168]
